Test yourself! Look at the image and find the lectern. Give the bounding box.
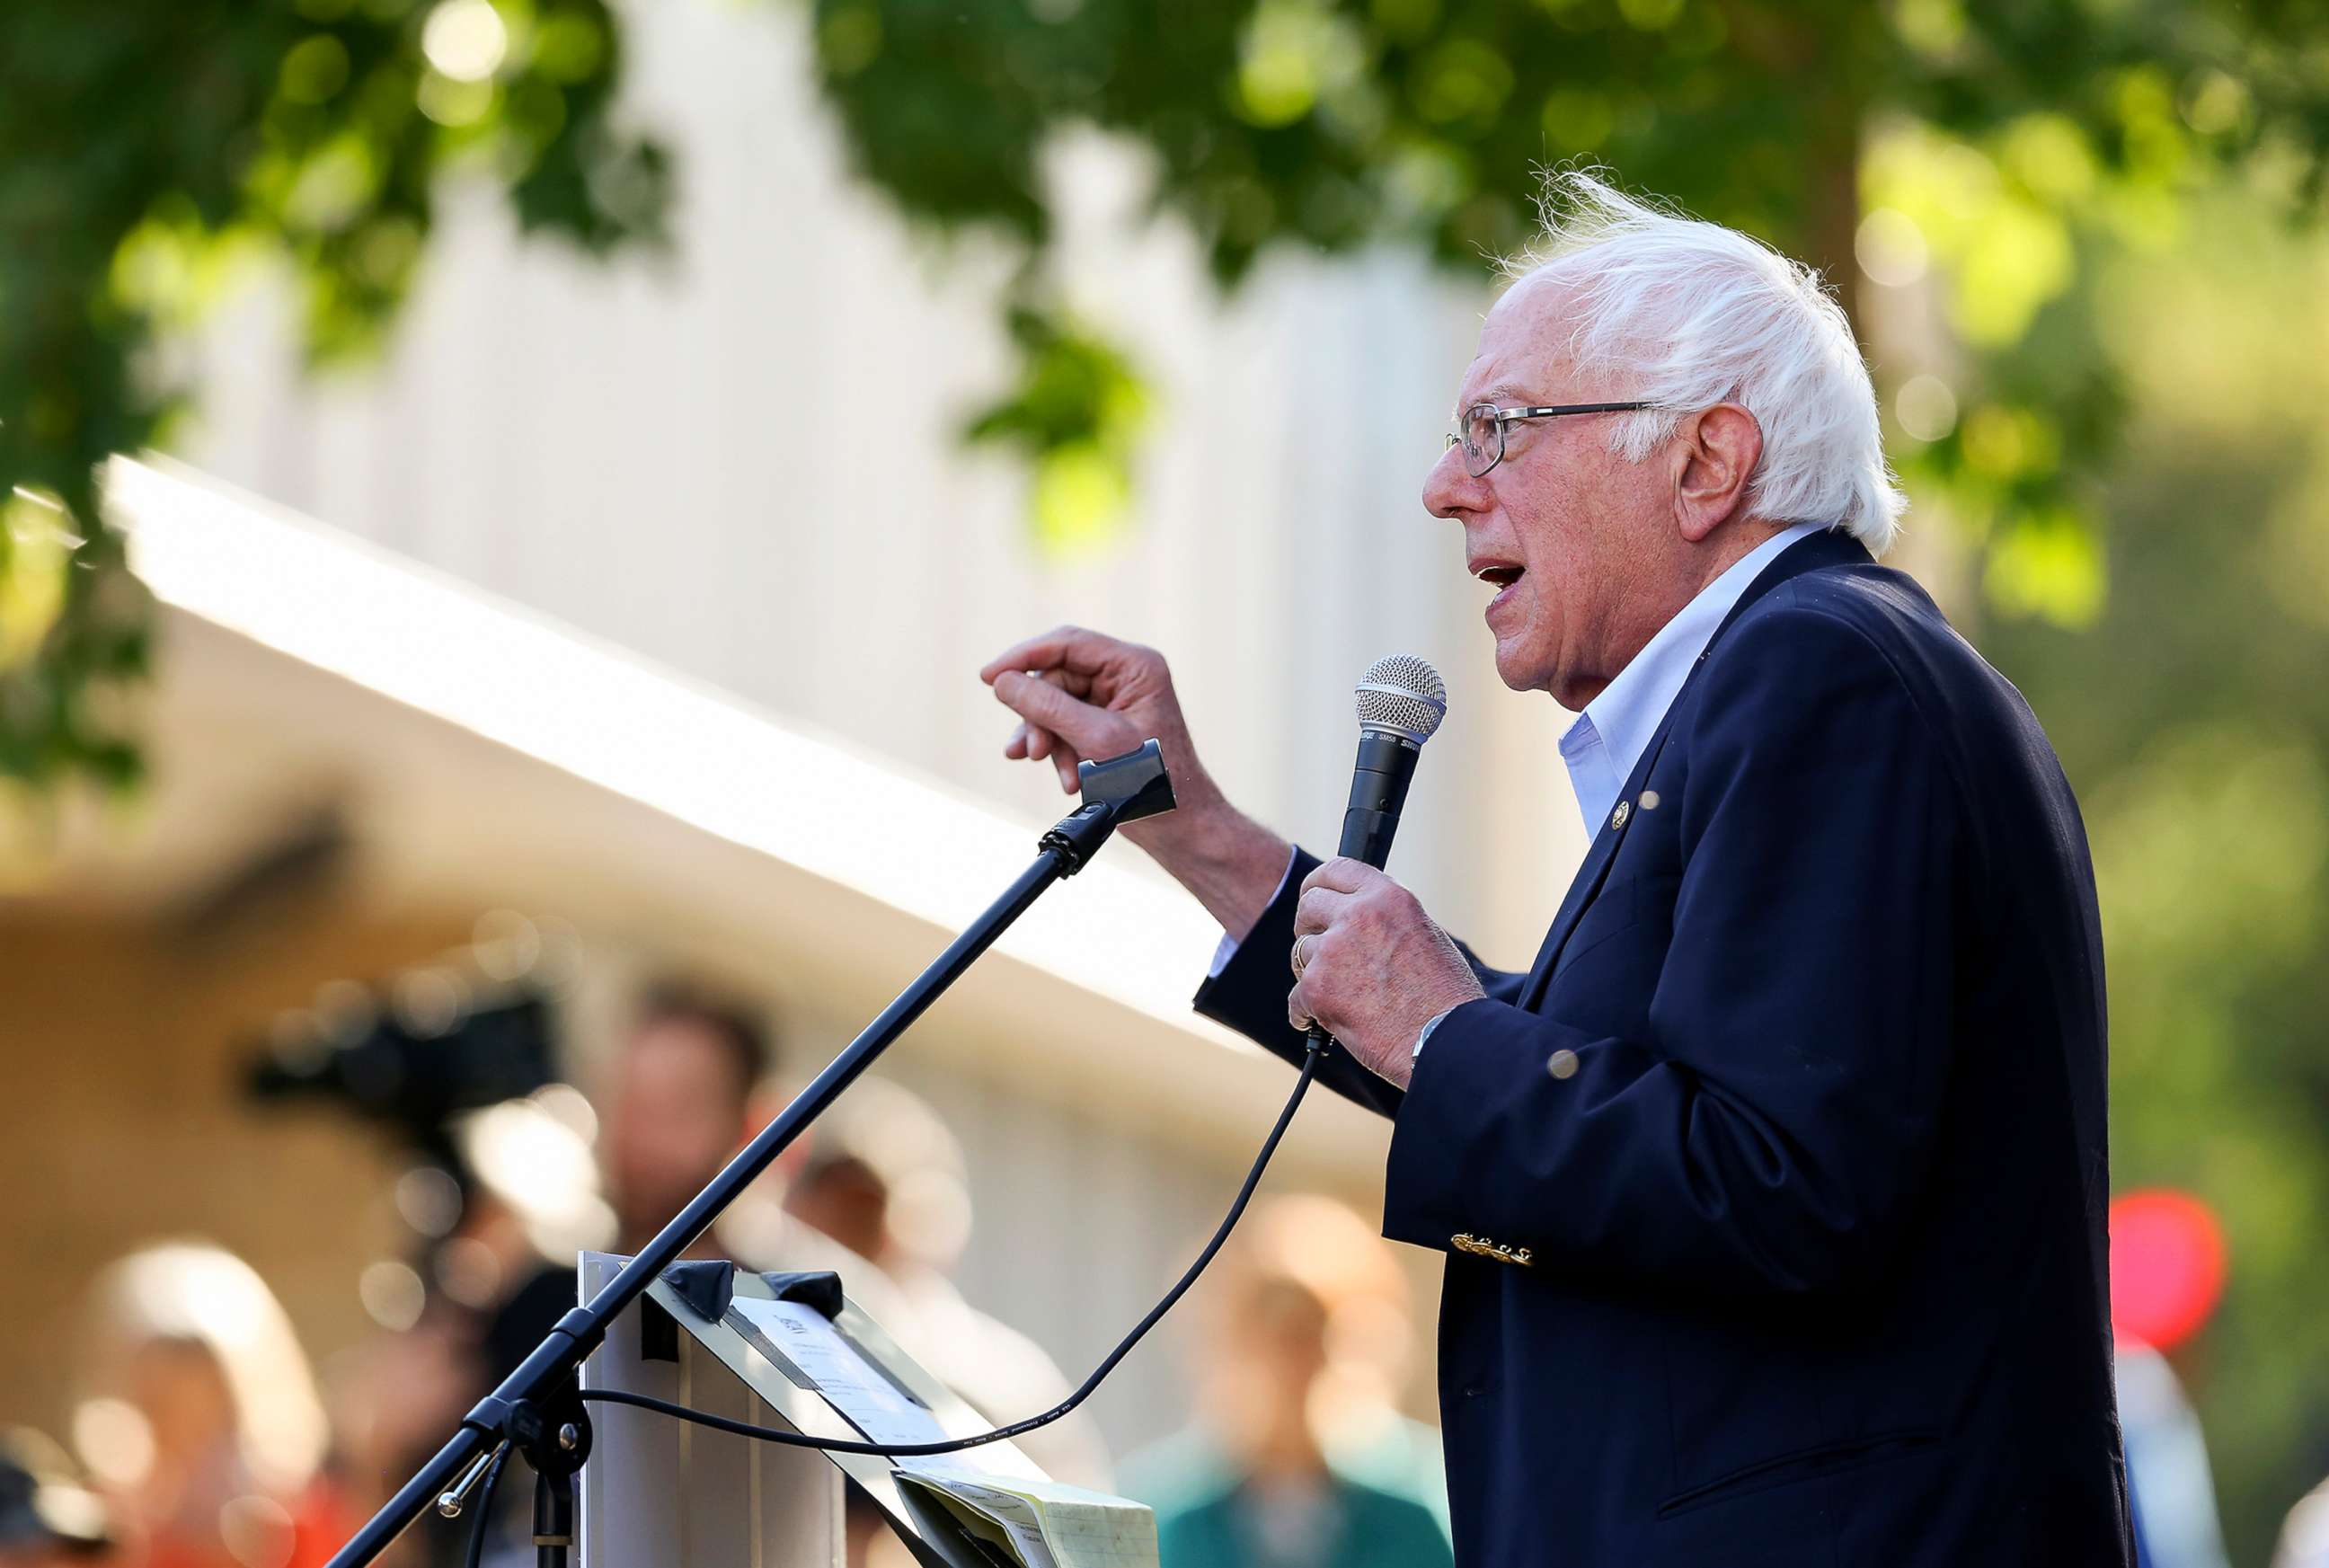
[576,1253,1156,1568]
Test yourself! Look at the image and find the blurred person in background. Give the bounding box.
[2107,1189,2234,1568]
[0,1430,116,1567]
[2118,1341,2230,1568]
[780,1075,1110,1490]
[332,984,796,1566]
[1124,1195,1449,1568]
[601,987,772,1258]
[484,983,923,1362]
[479,984,787,1380]
[779,1076,1109,1568]
[414,986,800,1564]
[71,1244,345,1568]
[463,986,990,1568]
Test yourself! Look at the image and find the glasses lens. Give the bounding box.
[1464,406,1500,476]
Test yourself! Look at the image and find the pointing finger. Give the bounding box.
[979,625,1122,687]
[1023,669,1076,762]
[994,672,1115,795]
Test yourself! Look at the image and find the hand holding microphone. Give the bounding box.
[1288,657,1483,1090]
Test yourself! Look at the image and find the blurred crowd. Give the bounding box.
[13,963,2329,1568]
[0,969,1461,1568]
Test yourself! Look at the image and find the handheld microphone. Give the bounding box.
[1305,654,1448,1057]
[1339,653,1449,869]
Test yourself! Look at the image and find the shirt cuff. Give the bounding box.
[1206,846,1304,978]
[1412,1006,1457,1060]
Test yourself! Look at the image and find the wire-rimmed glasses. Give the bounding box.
[1445,401,1652,477]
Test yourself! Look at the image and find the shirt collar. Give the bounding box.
[1560,521,1829,834]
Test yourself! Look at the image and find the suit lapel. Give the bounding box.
[1518,527,1871,1012]
[1519,823,1621,1011]
[1519,711,1675,1010]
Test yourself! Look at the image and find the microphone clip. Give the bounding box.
[1040,739,1176,873]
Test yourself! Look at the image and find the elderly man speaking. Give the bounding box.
[981,175,2128,1567]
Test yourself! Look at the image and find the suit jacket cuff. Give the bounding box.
[1383,997,1592,1253]
[1205,846,1304,978]
[1192,846,1322,1037]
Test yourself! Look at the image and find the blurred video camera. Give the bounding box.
[239,912,580,1155]
[244,984,557,1148]
[238,917,611,1305]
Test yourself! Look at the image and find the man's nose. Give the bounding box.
[1422,442,1486,520]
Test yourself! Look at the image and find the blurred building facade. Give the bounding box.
[180,0,1585,954]
[0,0,1595,1489]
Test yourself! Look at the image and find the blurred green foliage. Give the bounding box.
[6,0,2324,794]
[1987,181,2329,1558]
[802,0,2325,603]
[963,304,1152,550]
[0,0,667,793]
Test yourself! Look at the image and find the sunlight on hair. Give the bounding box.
[92,1245,330,1493]
[1502,169,1907,554]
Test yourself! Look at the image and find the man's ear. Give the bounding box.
[1672,403,1763,542]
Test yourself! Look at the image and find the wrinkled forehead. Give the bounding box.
[1458,270,1590,408]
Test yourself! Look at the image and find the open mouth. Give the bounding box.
[1473,563,1524,589]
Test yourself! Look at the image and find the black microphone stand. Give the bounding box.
[325,742,1177,1568]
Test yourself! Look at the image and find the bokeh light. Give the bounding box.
[421,0,508,83]
[2111,1189,2228,1351]
[1896,375,1960,443]
[1856,208,1930,288]
[357,1260,426,1332]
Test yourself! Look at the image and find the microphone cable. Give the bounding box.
[572,1044,1324,1457]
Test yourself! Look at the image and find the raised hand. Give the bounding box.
[980,625,1290,940]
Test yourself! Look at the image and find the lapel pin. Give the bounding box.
[1610,799,1631,830]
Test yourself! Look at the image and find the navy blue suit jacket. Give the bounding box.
[1194,530,2131,1566]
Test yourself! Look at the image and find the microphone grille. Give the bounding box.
[1353,654,1448,745]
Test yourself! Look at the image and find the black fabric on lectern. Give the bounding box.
[660,1261,736,1320]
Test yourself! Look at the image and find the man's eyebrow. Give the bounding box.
[1452,383,1526,419]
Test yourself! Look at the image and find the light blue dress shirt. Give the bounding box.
[1213,520,1831,1059]
[1556,520,1826,837]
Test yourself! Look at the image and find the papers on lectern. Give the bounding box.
[725,1295,1157,1568]
[582,1254,1157,1568]
[892,1469,1158,1568]
[731,1297,952,1451]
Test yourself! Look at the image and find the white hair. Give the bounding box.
[1501,172,1905,554]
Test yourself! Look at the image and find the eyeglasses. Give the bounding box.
[1445,401,1652,477]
